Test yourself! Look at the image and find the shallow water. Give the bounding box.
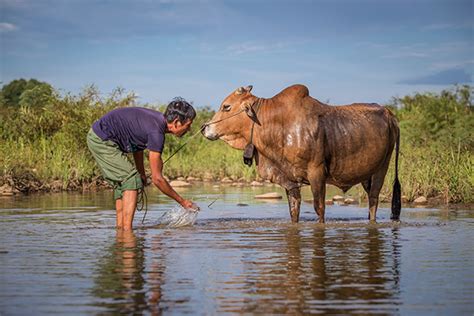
[0,184,473,315]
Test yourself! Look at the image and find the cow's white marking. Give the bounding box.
[203,125,217,139]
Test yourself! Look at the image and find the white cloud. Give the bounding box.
[225,40,300,56]
[355,41,390,50]
[422,23,454,31]
[0,22,17,32]
[381,44,429,59]
[226,42,270,55]
[381,41,472,60]
[399,67,471,85]
[422,21,473,31]
[430,60,474,71]
[430,41,472,54]
[382,51,428,59]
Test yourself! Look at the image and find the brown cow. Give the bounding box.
[202,84,401,223]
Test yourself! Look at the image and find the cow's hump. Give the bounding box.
[273,84,310,101]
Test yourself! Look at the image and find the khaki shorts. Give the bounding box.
[87,129,142,200]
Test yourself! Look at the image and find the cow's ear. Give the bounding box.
[235,86,252,95]
[242,103,261,125]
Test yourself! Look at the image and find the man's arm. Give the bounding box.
[133,151,147,185]
[149,150,196,209]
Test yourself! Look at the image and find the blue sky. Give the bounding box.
[1,0,472,108]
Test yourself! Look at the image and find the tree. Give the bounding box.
[0,79,53,107]
[19,84,54,108]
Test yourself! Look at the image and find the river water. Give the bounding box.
[0,184,473,315]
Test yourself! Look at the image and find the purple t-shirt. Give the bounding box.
[92,107,167,153]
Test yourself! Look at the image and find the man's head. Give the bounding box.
[165,97,196,137]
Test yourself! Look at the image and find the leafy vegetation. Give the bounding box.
[0,79,472,203]
[384,85,473,203]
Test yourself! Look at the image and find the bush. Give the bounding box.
[0,82,137,189]
[384,85,473,203]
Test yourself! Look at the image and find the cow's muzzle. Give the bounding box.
[201,123,219,141]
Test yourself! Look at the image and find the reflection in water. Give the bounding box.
[91,225,403,314]
[92,230,149,314]
[223,225,402,314]
[92,230,168,315]
[147,233,167,315]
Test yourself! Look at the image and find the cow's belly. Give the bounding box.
[327,145,390,185]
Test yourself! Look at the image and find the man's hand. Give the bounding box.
[140,173,147,186]
[181,200,200,211]
[149,150,199,211]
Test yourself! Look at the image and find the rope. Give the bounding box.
[140,108,247,223]
[137,186,148,223]
[162,125,207,165]
[249,98,263,144]
[162,108,246,164]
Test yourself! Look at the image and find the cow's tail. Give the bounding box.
[390,124,401,220]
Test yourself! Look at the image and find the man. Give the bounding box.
[87,97,199,230]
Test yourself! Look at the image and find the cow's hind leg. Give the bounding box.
[367,176,383,222]
[367,162,391,222]
[308,167,326,223]
[362,179,371,195]
[361,180,372,220]
[285,187,301,223]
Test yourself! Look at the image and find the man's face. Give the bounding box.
[174,119,193,137]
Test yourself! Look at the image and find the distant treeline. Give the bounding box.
[0,79,472,203]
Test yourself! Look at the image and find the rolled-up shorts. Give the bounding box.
[87,129,142,200]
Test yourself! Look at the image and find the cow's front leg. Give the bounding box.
[308,166,326,223]
[285,187,301,223]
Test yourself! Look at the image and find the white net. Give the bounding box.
[156,206,199,227]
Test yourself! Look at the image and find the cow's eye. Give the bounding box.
[222,104,232,112]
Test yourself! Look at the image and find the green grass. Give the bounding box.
[382,143,473,203]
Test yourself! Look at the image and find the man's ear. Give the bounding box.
[172,118,181,128]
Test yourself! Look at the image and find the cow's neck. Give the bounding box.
[245,98,289,167]
[251,97,317,181]
[222,97,263,149]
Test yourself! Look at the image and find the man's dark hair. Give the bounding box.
[164,97,196,123]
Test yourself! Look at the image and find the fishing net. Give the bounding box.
[156,206,199,227]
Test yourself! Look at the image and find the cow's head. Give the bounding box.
[202,85,259,149]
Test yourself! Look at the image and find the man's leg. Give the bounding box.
[122,190,138,231]
[115,198,124,229]
[88,130,131,229]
